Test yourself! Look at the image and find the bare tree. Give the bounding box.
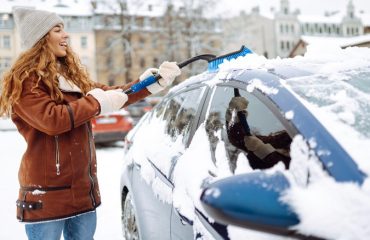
[92,0,222,85]
[92,0,144,84]
[162,0,222,79]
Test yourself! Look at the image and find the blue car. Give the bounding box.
[120,46,370,240]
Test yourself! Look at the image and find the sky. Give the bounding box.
[2,0,370,16]
[216,0,370,17]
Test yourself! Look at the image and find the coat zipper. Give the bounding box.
[86,123,96,207]
[55,136,60,175]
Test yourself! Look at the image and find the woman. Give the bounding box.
[0,8,180,240]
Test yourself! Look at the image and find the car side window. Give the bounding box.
[157,87,206,145]
[205,86,292,173]
[133,87,206,178]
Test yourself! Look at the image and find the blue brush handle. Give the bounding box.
[124,54,216,95]
[124,75,159,94]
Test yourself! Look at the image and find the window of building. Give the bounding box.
[0,15,8,28]
[139,37,145,48]
[140,57,145,68]
[153,57,159,66]
[81,36,87,49]
[152,38,157,48]
[0,57,12,75]
[143,17,150,28]
[280,41,284,51]
[81,56,89,67]
[2,35,10,49]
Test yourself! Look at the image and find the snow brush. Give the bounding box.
[124,46,252,94]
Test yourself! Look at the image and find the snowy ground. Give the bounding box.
[0,130,125,240]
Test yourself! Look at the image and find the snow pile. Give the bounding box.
[282,177,370,240]
[0,117,17,131]
[281,134,370,239]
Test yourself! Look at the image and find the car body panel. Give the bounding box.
[121,53,368,239]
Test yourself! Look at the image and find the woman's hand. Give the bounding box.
[87,89,128,115]
[139,61,181,94]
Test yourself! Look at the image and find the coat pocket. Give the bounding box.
[17,186,72,221]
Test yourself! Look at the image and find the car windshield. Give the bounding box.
[285,66,370,175]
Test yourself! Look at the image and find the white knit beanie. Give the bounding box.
[13,7,64,50]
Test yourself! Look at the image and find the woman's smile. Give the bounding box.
[47,24,69,57]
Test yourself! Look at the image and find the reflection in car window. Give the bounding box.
[129,87,206,179]
[205,86,292,173]
[156,87,206,145]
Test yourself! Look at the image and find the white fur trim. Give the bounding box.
[58,75,82,93]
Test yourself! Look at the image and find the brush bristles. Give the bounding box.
[208,46,252,72]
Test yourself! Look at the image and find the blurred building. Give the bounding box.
[0,0,97,81]
[289,34,370,57]
[223,0,369,58]
[0,0,222,86]
[222,7,276,58]
[92,1,223,86]
[3,0,368,85]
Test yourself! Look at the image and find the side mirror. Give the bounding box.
[200,171,300,236]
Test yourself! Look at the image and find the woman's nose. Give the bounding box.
[63,31,69,39]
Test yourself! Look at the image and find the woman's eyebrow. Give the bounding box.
[54,24,63,29]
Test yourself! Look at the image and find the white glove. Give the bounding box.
[139,61,181,94]
[87,88,128,115]
[244,136,275,159]
[158,61,181,87]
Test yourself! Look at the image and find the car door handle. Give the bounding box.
[175,209,193,226]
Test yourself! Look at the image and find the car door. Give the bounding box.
[130,85,209,239]
[194,82,297,239]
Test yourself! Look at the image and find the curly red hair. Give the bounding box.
[0,35,94,116]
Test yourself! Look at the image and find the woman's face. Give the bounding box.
[47,24,69,58]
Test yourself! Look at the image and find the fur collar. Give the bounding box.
[58,75,82,93]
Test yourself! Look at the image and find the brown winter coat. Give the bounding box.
[12,75,150,222]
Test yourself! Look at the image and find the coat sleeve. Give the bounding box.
[93,79,152,108]
[12,79,100,136]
